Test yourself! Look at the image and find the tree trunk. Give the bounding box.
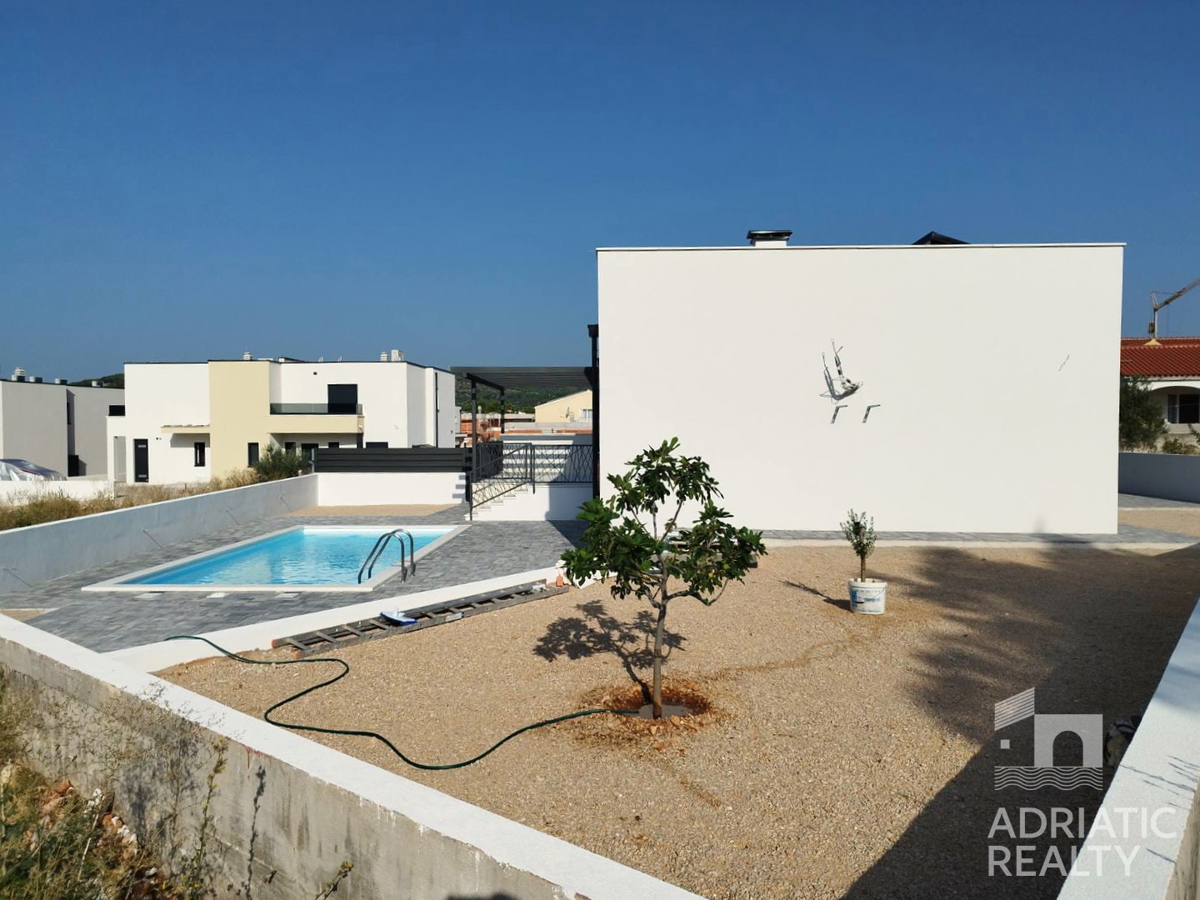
[860,555,867,582]
[652,599,668,719]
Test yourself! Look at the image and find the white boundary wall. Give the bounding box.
[599,243,1123,533]
[316,471,466,506]
[0,615,700,900]
[1058,597,1200,899]
[1119,452,1200,504]
[473,483,593,521]
[0,475,318,592]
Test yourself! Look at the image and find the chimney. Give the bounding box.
[747,229,792,248]
[390,349,404,362]
[242,351,252,361]
[380,352,388,362]
[12,366,25,382]
[54,378,67,385]
[31,376,43,383]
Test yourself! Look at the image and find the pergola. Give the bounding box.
[451,325,600,496]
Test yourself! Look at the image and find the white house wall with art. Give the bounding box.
[597,239,1123,533]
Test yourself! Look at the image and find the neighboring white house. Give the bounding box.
[108,353,457,484]
[534,389,593,424]
[597,230,1123,533]
[0,371,124,477]
[1120,338,1200,442]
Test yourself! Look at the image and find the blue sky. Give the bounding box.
[3,1,1197,379]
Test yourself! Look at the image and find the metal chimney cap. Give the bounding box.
[747,230,793,245]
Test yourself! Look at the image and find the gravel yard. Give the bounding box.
[162,540,1200,899]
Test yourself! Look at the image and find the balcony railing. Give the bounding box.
[269,403,363,415]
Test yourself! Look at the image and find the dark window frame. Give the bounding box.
[194,442,206,467]
[247,442,260,466]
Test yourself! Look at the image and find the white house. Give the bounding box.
[0,371,123,477]
[597,230,1123,533]
[108,353,457,484]
[1120,338,1200,442]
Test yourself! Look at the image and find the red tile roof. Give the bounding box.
[1121,338,1200,377]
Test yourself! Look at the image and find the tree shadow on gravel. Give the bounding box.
[786,579,850,612]
[842,543,1200,900]
[533,599,685,702]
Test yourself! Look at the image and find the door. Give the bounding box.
[133,439,149,483]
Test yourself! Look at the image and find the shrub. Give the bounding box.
[252,446,311,481]
[1161,437,1199,455]
[1120,377,1167,450]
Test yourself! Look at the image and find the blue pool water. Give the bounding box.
[122,527,453,587]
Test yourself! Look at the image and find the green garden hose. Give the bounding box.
[165,635,639,770]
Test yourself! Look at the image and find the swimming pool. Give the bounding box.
[83,525,464,593]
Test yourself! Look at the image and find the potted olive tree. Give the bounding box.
[841,509,885,614]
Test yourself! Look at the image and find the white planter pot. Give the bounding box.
[848,578,887,615]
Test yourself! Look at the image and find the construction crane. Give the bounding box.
[1148,275,1200,341]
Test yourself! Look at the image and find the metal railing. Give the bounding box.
[269,402,363,415]
[468,443,594,518]
[357,528,417,584]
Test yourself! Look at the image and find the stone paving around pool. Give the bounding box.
[5,494,1199,655]
[3,504,585,653]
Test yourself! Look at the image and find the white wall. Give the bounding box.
[317,472,466,506]
[472,483,593,521]
[599,243,1123,533]
[1119,452,1200,503]
[0,381,69,474]
[109,364,211,485]
[277,361,409,446]
[68,386,124,476]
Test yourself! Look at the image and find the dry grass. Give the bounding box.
[163,539,1200,899]
[0,470,264,532]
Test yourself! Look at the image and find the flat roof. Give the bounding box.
[596,242,1125,252]
[450,366,593,392]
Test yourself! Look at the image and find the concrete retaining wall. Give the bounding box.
[0,475,318,592]
[1119,452,1200,504]
[0,615,699,900]
[1058,597,1200,899]
[316,471,465,507]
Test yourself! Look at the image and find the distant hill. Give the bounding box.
[70,373,124,389]
[454,377,582,413]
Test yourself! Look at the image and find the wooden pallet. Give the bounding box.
[274,580,567,656]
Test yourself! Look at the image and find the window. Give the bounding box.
[247,443,260,466]
[327,383,359,414]
[328,441,340,449]
[284,442,295,452]
[194,442,206,467]
[301,442,318,462]
[580,408,593,422]
[1167,394,1200,425]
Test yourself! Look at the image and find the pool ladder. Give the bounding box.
[357,529,417,584]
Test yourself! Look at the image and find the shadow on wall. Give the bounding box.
[839,543,1200,900]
